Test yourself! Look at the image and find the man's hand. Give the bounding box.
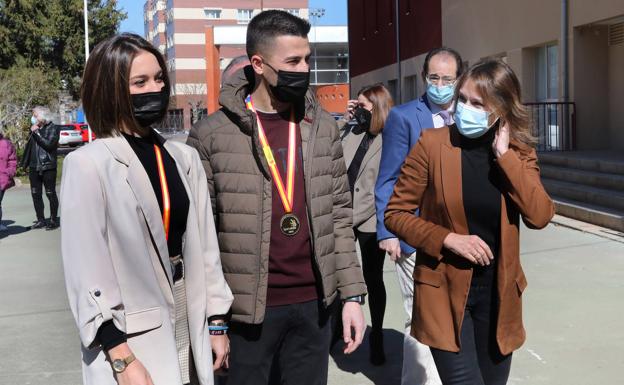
[30,124,39,133]
[210,334,230,370]
[108,343,154,385]
[341,301,365,354]
[379,238,401,262]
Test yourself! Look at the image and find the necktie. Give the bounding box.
[439,110,453,126]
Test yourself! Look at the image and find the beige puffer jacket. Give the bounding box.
[187,68,366,324]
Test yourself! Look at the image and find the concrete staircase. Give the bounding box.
[538,151,624,232]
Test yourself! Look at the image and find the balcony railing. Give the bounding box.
[525,102,576,151]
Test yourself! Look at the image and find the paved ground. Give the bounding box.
[1,180,623,385]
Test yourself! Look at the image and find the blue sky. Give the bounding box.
[118,0,347,36]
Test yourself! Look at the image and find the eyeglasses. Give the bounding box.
[426,75,457,86]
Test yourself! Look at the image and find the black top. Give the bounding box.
[95,130,190,351]
[460,127,501,283]
[123,131,190,257]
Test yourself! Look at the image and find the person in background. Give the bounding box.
[385,59,554,385]
[0,126,18,232]
[221,55,251,88]
[20,106,60,230]
[60,33,233,385]
[341,83,393,365]
[375,46,463,385]
[187,10,366,385]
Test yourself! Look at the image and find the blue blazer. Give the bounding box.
[375,94,434,254]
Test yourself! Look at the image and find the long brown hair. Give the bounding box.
[80,33,170,138]
[454,59,535,148]
[358,84,394,135]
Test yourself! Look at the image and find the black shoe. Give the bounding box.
[46,219,59,231]
[369,329,386,366]
[31,220,47,229]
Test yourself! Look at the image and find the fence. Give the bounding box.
[524,102,576,151]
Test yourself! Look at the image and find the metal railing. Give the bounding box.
[525,102,576,151]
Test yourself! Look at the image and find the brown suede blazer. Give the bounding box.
[385,125,554,355]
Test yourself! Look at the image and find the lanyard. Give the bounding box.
[153,144,171,240]
[245,96,296,213]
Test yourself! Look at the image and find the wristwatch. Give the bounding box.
[342,295,366,305]
[112,353,136,373]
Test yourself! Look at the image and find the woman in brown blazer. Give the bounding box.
[385,59,554,385]
[341,84,393,365]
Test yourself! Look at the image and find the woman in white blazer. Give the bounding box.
[60,33,233,385]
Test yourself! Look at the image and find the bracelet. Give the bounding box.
[208,325,228,335]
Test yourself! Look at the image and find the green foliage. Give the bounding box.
[0,0,127,96]
[0,65,61,150]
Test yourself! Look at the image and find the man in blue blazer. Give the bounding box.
[375,47,463,385]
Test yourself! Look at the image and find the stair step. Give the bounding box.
[551,196,624,233]
[538,152,624,174]
[540,164,624,191]
[542,178,624,212]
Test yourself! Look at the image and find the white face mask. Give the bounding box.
[31,116,38,125]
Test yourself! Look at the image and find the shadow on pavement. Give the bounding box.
[330,327,404,385]
[0,220,31,239]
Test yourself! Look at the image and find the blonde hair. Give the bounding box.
[455,59,536,149]
[358,84,394,135]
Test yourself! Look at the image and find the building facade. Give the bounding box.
[144,0,312,129]
[348,0,624,152]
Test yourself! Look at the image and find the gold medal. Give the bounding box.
[280,214,300,236]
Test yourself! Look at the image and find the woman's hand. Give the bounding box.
[210,334,230,370]
[492,120,510,158]
[343,99,358,121]
[443,233,494,266]
[108,344,154,385]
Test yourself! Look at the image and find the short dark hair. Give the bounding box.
[422,47,464,78]
[246,10,311,59]
[80,33,170,138]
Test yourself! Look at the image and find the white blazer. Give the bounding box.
[60,134,233,385]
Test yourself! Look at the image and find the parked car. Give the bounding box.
[63,123,95,143]
[58,125,84,147]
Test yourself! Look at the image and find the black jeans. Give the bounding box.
[228,300,333,385]
[29,168,58,221]
[430,269,512,385]
[355,230,387,332]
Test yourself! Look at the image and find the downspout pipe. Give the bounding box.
[395,0,402,103]
[561,0,569,102]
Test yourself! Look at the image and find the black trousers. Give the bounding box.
[228,300,333,385]
[0,188,5,223]
[354,230,387,332]
[29,168,58,221]
[430,270,512,385]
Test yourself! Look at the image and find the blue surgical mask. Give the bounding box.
[454,102,499,139]
[31,116,38,125]
[427,83,454,105]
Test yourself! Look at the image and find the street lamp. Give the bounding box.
[309,8,325,85]
[83,0,93,142]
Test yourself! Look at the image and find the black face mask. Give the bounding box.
[354,107,372,132]
[264,61,310,103]
[131,85,170,127]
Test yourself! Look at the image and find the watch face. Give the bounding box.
[112,359,126,373]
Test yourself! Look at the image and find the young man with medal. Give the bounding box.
[187,10,367,385]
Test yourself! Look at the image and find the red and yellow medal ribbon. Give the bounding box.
[246,96,296,213]
[153,144,171,240]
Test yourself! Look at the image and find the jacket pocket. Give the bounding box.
[126,307,163,335]
[515,272,528,296]
[413,266,442,288]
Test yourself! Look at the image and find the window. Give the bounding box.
[536,44,558,101]
[286,9,300,17]
[204,9,221,19]
[237,9,253,24]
